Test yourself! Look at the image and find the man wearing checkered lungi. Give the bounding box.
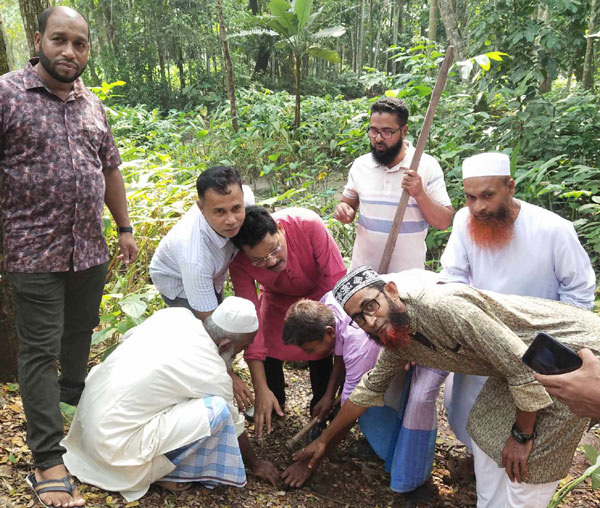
[61,298,278,501]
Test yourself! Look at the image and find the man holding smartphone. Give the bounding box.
[534,349,600,420]
[438,152,596,484]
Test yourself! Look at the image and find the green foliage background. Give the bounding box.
[91,44,599,351]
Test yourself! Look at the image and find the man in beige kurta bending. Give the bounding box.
[294,266,600,508]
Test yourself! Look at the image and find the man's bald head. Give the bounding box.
[38,6,89,38]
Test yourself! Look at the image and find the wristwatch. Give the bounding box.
[511,423,536,443]
[117,226,134,234]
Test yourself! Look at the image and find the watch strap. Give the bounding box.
[117,226,133,234]
[511,423,536,443]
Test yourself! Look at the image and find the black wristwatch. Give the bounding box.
[117,226,134,234]
[511,423,536,443]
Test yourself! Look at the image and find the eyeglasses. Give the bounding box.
[349,294,381,328]
[367,127,401,139]
[250,239,283,267]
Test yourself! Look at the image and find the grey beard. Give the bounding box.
[220,349,235,370]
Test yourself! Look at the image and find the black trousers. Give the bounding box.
[264,355,333,412]
[8,262,108,470]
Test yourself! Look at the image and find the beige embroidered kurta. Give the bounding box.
[350,282,600,483]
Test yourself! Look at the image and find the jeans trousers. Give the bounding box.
[8,262,108,470]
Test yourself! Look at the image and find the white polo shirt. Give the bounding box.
[343,141,451,272]
[149,185,254,312]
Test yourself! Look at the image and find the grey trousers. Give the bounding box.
[8,262,108,470]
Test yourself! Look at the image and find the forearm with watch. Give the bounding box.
[512,409,537,442]
[501,408,537,483]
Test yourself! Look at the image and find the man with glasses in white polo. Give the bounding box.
[334,96,454,272]
[332,97,454,506]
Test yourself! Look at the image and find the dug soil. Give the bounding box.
[1,362,599,507]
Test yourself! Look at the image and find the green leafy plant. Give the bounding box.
[547,445,600,507]
[245,0,346,128]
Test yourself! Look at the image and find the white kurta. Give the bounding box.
[62,308,245,501]
[439,201,596,447]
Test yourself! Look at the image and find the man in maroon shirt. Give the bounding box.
[230,206,347,438]
[0,6,136,507]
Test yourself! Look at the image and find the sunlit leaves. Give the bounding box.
[307,46,340,64]
[312,26,346,39]
[456,51,508,80]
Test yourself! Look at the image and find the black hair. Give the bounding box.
[369,280,386,292]
[370,97,409,126]
[283,300,336,347]
[196,166,242,201]
[231,206,277,249]
[38,7,90,38]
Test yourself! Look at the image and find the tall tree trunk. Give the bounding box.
[249,0,271,76]
[350,26,356,72]
[538,6,553,94]
[583,0,598,90]
[86,58,101,86]
[0,209,18,382]
[391,0,404,74]
[177,47,186,92]
[216,0,238,131]
[293,55,301,129]
[373,0,385,69]
[0,11,10,74]
[368,0,374,67]
[18,0,49,57]
[437,0,468,60]
[357,0,366,75]
[428,0,438,44]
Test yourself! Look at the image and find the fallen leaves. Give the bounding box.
[0,368,599,508]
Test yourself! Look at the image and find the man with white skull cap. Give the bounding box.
[438,152,595,501]
[62,297,278,502]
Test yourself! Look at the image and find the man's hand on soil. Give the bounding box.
[292,437,327,469]
[231,372,254,412]
[311,395,334,423]
[281,458,315,488]
[251,459,279,487]
[254,388,284,438]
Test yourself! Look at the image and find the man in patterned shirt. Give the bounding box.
[295,266,600,508]
[0,6,136,507]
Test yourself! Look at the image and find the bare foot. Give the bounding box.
[155,480,191,494]
[281,458,314,488]
[33,464,85,507]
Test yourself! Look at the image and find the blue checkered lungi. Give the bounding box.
[161,396,246,488]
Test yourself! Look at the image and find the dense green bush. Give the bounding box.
[97,43,599,322]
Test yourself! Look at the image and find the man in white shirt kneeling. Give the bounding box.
[62,297,278,502]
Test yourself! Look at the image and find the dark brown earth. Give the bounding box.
[1,361,599,508]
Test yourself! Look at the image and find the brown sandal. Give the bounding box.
[26,473,80,508]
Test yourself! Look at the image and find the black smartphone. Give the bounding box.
[522,332,583,375]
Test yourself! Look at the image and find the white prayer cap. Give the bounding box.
[212,296,258,334]
[462,152,510,180]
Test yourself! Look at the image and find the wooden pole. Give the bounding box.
[378,46,455,274]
